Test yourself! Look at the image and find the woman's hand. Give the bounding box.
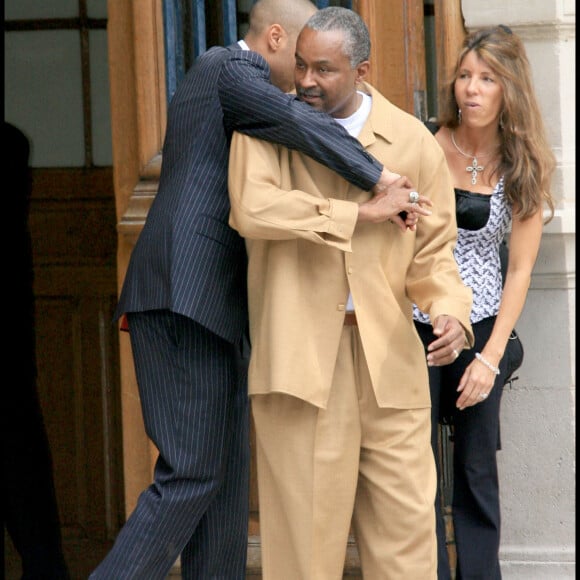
[456,357,498,410]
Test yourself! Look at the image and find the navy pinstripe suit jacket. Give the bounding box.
[115,45,383,345]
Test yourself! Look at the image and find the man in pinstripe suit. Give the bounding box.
[90,1,421,578]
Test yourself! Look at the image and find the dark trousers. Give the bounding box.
[90,310,250,579]
[3,376,70,580]
[415,317,507,580]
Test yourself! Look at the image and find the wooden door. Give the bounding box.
[107,1,465,577]
[4,167,125,580]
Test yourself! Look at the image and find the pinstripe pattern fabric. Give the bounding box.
[91,311,249,579]
[100,44,384,579]
[218,49,383,196]
[114,46,382,345]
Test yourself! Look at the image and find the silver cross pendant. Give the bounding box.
[466,157,484,185]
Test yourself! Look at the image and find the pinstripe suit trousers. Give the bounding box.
[90,310,250,579]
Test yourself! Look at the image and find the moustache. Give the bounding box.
[297,88,323,99]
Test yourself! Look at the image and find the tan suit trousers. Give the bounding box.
[252,324,437,580]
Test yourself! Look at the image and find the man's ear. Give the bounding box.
[267,24,284,52]
[355,60,371,83]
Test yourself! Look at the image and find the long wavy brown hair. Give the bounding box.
[438,25,556,223]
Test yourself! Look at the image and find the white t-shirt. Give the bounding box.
[334,91,372,312]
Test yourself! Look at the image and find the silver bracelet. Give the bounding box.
[475,352,500,375]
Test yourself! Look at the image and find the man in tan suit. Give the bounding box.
[228,7,473,580]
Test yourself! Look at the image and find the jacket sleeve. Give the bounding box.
[406,131,474,346]
[228,132,358,252]
[217,50,383,191]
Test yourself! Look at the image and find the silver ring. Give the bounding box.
[479,393,488,400]
[452,349,459,360]
[409,191,420,204]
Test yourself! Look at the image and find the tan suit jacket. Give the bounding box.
[228,83,473,409]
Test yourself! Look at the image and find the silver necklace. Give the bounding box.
[450,131,493,185]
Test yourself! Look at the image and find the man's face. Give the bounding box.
[272,31,302,93]
[294,27,362,118]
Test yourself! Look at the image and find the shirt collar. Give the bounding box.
[358,82,396,147]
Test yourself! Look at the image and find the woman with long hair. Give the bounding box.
[414,25,556,579]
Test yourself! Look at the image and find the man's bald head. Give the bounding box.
[248,0,317,37]
[244,0,318,93]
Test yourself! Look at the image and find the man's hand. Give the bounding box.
[358,176,432,231]
[425,315,468,367]
[372,168,413,192]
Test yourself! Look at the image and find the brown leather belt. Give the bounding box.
[344,312,358,326]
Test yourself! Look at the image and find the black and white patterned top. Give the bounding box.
[413,177,512,324]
